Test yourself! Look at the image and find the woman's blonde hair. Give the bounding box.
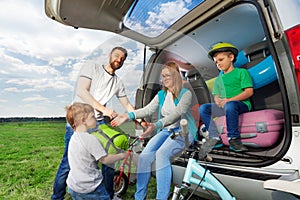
[65,102,94,130]
[162,61,183,99]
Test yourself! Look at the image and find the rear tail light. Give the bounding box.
[285,24,300,93]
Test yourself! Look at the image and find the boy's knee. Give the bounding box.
[199,103,211,115]
[224,101,238,112]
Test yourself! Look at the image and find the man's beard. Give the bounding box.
[109,59,121,70]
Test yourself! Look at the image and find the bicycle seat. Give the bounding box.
[263,179,300,196]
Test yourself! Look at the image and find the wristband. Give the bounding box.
[154,121,163,131]
[127,112,136,121]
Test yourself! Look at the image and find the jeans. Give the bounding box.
[199,101,249,139]
[102,164,115,199]
[134,128,194,200]
[51,123,73,200]
[68,181,110,200]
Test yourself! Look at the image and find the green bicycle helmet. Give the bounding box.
[208,42,238,62]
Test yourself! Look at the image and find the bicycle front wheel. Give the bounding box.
[113,171,129,195]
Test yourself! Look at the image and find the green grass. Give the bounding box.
[0,121,157,200]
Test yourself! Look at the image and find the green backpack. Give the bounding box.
[92,124,128,154]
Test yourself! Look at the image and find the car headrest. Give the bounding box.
[185,68,200,80]
[244,41,270,62]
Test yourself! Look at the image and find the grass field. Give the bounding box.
[0,121,157,200]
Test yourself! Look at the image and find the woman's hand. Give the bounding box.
[110,113,128,126]
[141,123,156,139]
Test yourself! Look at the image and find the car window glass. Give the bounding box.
[124,0,205,37]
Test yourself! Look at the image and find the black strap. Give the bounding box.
[98,130,123,153]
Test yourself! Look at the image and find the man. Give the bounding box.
[51,47,135,200]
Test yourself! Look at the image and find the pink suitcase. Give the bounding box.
[215,109,284,148]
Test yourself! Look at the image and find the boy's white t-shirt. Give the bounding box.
[73,63,127,119]
[67,132,107,193]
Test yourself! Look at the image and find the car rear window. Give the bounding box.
[124,0,205,37]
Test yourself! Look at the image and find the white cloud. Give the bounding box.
[22,94,49,102]
[0,99,8,103]
[4,87,20,92]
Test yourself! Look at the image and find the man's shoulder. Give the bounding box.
[81,62,103,69]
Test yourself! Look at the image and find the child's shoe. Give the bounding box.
[229,138,248,152]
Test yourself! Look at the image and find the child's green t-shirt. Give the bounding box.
[212,68,253,110]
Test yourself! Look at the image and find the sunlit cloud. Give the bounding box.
[22,94,49,102]
[4,87,20,92]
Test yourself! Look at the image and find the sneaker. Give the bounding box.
[202,137,224,150]
[229,138,248,152]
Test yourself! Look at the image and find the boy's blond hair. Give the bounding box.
[65,103,94,130]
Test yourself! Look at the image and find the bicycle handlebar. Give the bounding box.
[180,119,188,135]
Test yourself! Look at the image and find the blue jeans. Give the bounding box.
[68,181,110,200]
[51,123,73,200]
[101,164,115,199]
[134,128,194,200]
[199,101,249,139]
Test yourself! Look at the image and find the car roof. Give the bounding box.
[45,0,266,76]
[44,0,229,50]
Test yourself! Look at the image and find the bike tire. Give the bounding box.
[113,171,129,195]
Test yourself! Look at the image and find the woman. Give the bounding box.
[111,61,198,200]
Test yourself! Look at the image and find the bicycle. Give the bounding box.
[170,120,236,200]
[113,120,150,195]
[113,135,141,195]
[99,116,148,196]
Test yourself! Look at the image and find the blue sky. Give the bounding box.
[0,0,198,117]
[125,0,203,37]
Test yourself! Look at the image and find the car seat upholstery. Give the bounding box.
[185,68,212,105]
[241,41,283,111]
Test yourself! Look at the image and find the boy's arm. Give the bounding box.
[99,152,126,165]
[228,87,253,101]
[214,95,222,107]
[218,87,253,108]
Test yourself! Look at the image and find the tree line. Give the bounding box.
[0,117,66,123]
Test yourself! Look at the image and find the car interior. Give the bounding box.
[135,2,288,168]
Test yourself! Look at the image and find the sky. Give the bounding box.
[0,0,199,118]
[0,1,146,117]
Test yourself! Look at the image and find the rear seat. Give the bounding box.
[185,68,211,105]
[241,41,283,111]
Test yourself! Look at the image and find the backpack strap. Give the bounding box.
[97,130,123,153]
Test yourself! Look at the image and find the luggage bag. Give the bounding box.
[215,109,284,148]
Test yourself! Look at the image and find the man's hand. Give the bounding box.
[102,108,117,120]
